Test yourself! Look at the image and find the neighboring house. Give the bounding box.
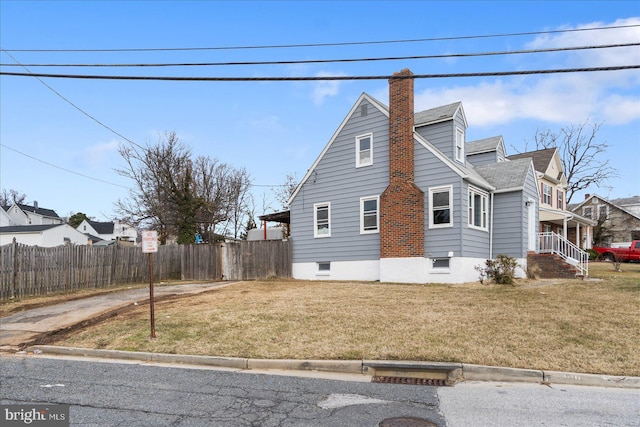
[2,201,64,226]
[0,207,12,227]
[287,68,539,284]
[570,194,640,245]
[507,148,595,249]
[76,219,138,244]
[610,196,640,217]
[0,224,89,247]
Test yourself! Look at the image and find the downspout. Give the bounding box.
[489,192,494,259]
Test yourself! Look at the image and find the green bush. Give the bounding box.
[586,249,599,261]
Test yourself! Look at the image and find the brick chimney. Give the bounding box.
[380,69,425,259]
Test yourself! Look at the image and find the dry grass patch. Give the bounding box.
[54,263,640,376]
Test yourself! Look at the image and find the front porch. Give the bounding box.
[539,208,596,250]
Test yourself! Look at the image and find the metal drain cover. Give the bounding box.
[372,376,449,386]
[379,417,438,427]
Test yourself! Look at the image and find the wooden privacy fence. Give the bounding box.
[1,240,291,300]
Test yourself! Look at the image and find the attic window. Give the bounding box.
[455,128,465,162]
[356,133,373,167]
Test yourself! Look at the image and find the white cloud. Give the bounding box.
[414,18,640,127]
[311,71,346,105]
[81,140,120,167]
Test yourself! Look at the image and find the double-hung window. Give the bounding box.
[468,187,488,230]
[557,190,564,210]
[455,128,465,163]
[542,183,552,205]
[314,203,331,238]
[356,133,373,167]
[582,206,593,219]
[360,196,379,234]
[429,186,453,228]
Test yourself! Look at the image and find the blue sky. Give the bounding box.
[1,0,639,221]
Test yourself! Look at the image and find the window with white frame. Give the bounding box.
[582,206,593,219]
[360,196,379,234]
[356,133,373,167]
[455,128,465,162]
[429,186,453,228]
[542,183,552,205]
[314,203,331,238]
[468,187,488,230]
[431,257,450,270]
[557,190,564,210]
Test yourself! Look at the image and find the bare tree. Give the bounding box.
[116,131,196,244]
[116,131,253,244]
[0,189,27,206]
[530,119,617,204]
[273,173,299,210]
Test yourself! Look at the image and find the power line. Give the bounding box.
[0,143,130,189]
[4,42,637,68]
[2,50,147,151]
[3,24,637,53]
[1,65,638,81]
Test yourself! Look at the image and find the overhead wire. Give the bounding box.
[3,42,637,68]
[3,23,637,52]
[1,65,638,81]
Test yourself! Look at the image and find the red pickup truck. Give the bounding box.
[592,240,640,262]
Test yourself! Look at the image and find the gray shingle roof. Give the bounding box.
[414,102,462,126]
[89,221,115,234]
[507,147,556,174]
[2,203,60,219]
[466,136,503,155]
[0,224,60,233]
[474,158,532,191]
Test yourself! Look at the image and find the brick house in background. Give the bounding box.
[287,69,539,283]
[569,194,640,246]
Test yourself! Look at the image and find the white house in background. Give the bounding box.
[0,224,90,247]
[76,219,138,244]
[2,202,64,226]
[0,207,12,227]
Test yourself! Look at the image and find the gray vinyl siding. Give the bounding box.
[467,151,497,167]
[492,167,538,258]
[461,182,492,258]
[415,121,453,160]
[290,99,389,263]
[414,141,464,258]
[415,111,467,166]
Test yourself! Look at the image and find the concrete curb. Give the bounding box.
[24,345,640,389]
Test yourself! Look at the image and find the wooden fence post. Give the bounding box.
[12,237,18,299]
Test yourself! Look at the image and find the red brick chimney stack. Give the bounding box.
[380,69,425,259]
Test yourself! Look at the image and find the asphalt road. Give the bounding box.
[2,355,639,426]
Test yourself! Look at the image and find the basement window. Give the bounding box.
[431,257,450,272]
[317,262,331,275]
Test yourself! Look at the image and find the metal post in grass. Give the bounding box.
[142,231,159,339]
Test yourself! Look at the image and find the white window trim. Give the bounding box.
[468,186,489,231]
[430,257,451,273]
[355,133,373,168]
[313,202,331,238]
[598,204,609,220]
[316,262,331,276]
[455,128,465,163]
[542,183,552,206]
[360,195,380,234]
[429,185,453,229]
[582,206,593,219]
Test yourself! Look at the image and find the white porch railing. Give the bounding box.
[537,232,589,278]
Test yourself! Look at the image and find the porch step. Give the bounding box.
[527,253,581,279]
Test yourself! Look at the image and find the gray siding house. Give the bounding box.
[288,69,538,283]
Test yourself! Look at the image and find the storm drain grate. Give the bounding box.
[372,376,449,386]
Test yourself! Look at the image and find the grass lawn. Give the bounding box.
[12,262,640,376]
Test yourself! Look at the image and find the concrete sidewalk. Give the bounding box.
[0,282,234,347]
[2,282,639,389]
